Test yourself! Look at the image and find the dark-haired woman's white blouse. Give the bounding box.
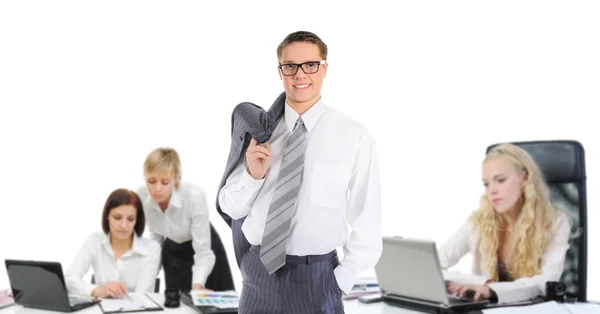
[65,232,161,296]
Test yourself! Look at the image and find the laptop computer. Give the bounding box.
[374,236,490,312]
[4,259,98,312]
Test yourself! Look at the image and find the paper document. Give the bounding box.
[483,301,570,314]
[343,286,381,300]
[191,290,239,309]
[354,275,378,285]
[342,275,380,301]
[0,289,15,309]
[562,302,600,314]
[99,293,158,312]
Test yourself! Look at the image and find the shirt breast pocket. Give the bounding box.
[309,163,352,209]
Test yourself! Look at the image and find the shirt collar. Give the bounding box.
[143,185,182,211]
[284,98,326,133]
[169,186,182,209]
[102,233,149,257]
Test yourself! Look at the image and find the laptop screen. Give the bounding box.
[374,237,450,304]
[5,260,70,311]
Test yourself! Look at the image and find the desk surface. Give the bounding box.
[0,293,417,314]
[2,294,597,314]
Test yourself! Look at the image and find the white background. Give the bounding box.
[1,0,599,301]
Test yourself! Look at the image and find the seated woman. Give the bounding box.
[136,147,217,292]
[65,189,161,298]
[438,143,571,304]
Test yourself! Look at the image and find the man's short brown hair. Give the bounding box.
[277,31,328,61]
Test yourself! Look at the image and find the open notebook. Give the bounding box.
[99,293,162,313]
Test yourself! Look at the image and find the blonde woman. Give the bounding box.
[136,148,216,292]
[438,143,571,304]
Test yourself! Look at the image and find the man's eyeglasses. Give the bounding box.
[278,60,326,76]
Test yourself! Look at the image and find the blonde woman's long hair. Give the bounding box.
[470,143,559,281]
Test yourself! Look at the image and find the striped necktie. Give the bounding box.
[259,117,308,274]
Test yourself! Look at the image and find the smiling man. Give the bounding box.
[219,31,382,313]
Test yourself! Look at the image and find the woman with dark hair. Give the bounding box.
[65,189,161,298]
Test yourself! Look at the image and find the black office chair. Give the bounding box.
[205,223,235,291]
[486,140,587,301]
[91,275,161,293]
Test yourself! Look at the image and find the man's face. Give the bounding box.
[278,41,327,107]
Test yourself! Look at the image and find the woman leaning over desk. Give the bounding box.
[136,147,215,293]
[65,189,161,298]
[438,143,571,304]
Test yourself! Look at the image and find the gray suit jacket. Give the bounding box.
[216,92,286,267]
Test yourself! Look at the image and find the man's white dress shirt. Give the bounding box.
[219,99,382,294]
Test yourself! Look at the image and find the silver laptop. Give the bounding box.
[374,236,489,311]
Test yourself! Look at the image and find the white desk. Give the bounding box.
[0,293,425,314]
[2,294,597,314]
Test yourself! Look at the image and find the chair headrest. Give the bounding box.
[486,140,586,184]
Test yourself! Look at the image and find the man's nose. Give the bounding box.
[294,67,308,79]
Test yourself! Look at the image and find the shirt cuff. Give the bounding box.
[239,167,266,189]
[485,281,535,304]
[83,283,98,296]
[192,266,212,287]
[486,282,508,304]
[333,264,357,294]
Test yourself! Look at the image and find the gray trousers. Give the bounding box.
[239,245,345,314]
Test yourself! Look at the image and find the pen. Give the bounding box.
[68,293,99,300]
[124,294,133,301]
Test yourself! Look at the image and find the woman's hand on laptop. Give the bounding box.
[447,282,491,301]
[91,281,128,298]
